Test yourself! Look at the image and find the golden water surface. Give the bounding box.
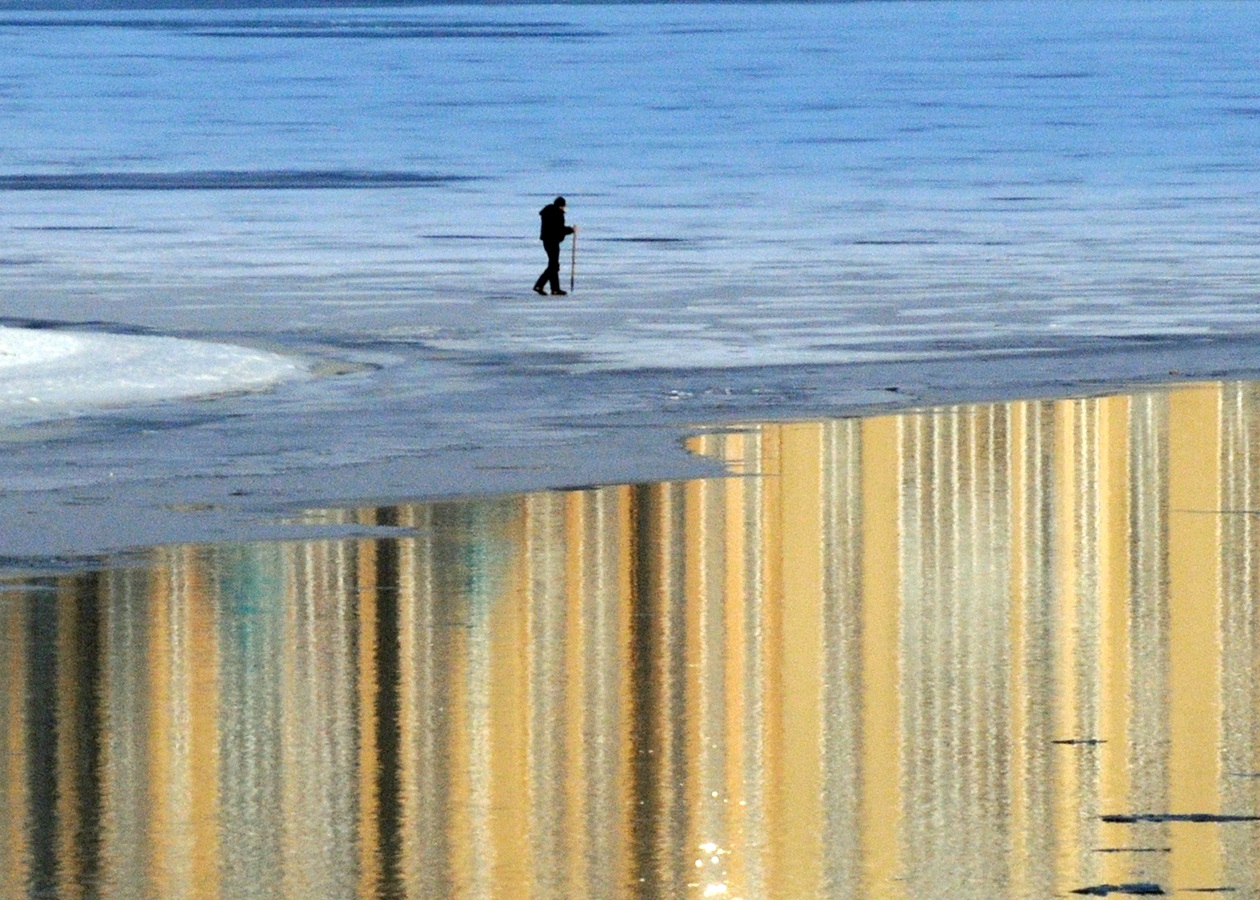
[5,381,1260,898]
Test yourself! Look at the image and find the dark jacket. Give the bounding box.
[539,203,574,243]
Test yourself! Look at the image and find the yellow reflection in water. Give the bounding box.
[5,381,1260,897]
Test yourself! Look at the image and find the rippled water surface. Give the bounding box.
[6,380,1260,897]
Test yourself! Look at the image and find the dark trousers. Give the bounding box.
[534,240,562,292]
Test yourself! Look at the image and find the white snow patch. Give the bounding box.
[0,326,304,425]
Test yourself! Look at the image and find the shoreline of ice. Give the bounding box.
[0,325,305,425]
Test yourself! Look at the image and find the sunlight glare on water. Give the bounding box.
[5,380,1260,897]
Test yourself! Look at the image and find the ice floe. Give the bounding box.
[0,325,303,425]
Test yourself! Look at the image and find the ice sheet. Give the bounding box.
[0,325,303,425]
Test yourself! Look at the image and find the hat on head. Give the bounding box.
[554,196,566,207]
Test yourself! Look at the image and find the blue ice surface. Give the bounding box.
[1,1,1259,561]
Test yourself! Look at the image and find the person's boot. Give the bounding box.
[533,284,546,295]
[551,288,567,295]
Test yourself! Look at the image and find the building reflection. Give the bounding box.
[4,381,1260,897]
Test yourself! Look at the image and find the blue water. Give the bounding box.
[2,1,1260,561]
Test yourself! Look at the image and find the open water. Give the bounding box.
[7,382,1260,898]
[1,1,1259,558]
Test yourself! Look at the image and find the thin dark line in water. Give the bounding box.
[0,15,603,39]
[852,239,939,246]
[0,170,481,191]
[1071,885,1164,897]
[1101,813,1260,824]
[14,225,125,232]
[420,234,508,241]
[1,316,159,336]
[1053,738,1107,745]
[192,27,605,40]
[664,26,741,36]
[1020,71,1095,80]
[1092,847,1171,854]
[791,136,883,145]
[599,237,692,244]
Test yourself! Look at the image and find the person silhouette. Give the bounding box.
[533,196,576,295]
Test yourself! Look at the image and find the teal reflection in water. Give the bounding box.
[6,384,1260,897]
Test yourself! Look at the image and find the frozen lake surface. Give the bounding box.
[1,1,1259,561]
[0,325,302,424]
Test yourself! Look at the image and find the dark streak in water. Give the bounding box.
[1071,884,1164,897]
[792,136,883,145]
[15,225,125,231]
[1101,813,1260,824]
[1020,71,1095,80]
[852,239,938,246]
[192,27,605,40]
[421,234,507,242]
[0,317,163,338]
[599,237,692,244]
[664,27,741,36]
[0,16,604,41]
[1092,847,1171,854]
[0,170,479,191]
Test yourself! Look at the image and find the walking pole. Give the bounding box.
[570,231,576,293]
